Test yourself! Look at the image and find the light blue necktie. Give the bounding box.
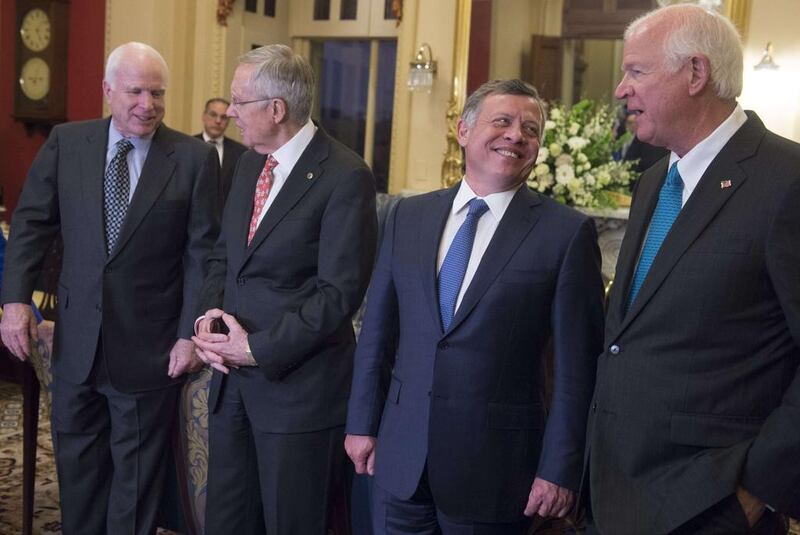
[438,198,490,330]
[627,162,683,311]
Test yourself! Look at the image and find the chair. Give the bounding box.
[0,320,55,535]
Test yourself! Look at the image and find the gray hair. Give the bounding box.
[104,42,169,88]
[461,79,546,128]
[239,44,315,124]
[626,4,743,99]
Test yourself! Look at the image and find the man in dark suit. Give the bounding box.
[345,79,604,534]
[586,5,800,534]
[195,97,247,203]
[191,44,377,534]
[0,42,220,534]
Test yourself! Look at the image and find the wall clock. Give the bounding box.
[13,0,70,124]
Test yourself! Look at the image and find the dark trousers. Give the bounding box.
[205,373,347,535]
[669,494,788,535]
[51,352,179,535]
[584,494,789,535]
[372,467,531,535]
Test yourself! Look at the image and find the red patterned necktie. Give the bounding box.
[247,155,278,245]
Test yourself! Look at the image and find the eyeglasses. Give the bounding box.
[205,110,229,121]
[229,96,277,110]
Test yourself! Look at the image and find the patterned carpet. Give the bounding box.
[0,381,798,535]
[0,381,60,535]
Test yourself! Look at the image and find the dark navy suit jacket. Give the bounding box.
[346,183,604,522]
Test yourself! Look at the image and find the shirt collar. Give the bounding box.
[271,119,317,173]
[202,132,222,144]
[669,104,747,200]
[452,177,522,221]
[108,121,155,153]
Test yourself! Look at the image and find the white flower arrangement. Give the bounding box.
[528,100,637,208]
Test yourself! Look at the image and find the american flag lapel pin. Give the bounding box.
[720,179,732,189]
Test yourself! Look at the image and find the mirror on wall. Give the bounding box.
[466,0,643,106]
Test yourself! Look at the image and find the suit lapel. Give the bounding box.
[81,119,111,260]
[446,186,542,335]
[606,159,667,331]
[420,187,459,331]
[614,114,764,336]
[240,129,325,268]
[110,125,176,262]
[232,153,266,263]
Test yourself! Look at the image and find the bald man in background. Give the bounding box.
[196,97,247,204]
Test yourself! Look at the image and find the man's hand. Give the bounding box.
[345,434,376,476]
[191,311,251,374]
[0,303,38,361]
[195,307,225,334]
[736,486,766,527]
[524,477,574,518]
[167,338,202,378]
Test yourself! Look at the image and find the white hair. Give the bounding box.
[104,42,170,88]
[626,4,743,99]
[239,44,314,124]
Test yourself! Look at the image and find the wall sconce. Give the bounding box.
[754,42,779,70]
[408,43,437,93]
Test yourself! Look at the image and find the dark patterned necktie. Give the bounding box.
[104,138,135,254]
[438,198,490,330]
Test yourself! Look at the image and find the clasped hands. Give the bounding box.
[344,434,575,519]
[192,308,252,374]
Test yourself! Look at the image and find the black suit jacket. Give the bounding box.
[587,112,800,534]
[195,133,247,204]
[347,184,605,522]
[198,126,377,433]
[2,118,221,392]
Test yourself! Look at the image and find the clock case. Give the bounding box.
[13,0,70,125]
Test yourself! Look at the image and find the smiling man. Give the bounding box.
[585,5,800,535]
[0,42,220,534]
[345,79,604,534]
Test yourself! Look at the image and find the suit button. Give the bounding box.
[609,344,620,355]
[592,402,598,413]
[104,266,112,273]
[95,304,102,311]
[438,341,449,350]
[237,277,245,286]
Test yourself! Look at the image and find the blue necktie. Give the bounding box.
[438,198,490,330]
[627,162,683,310]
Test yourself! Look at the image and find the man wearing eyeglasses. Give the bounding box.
[195,98,247,203]
[192,44,377,534]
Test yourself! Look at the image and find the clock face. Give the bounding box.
[20,8,51,52]
[19,57,51,101]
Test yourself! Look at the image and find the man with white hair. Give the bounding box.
[192,44,376,534]
[585,5,800,534]
[1,42,220,534]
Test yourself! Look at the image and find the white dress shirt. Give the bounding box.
[437,178,522,313]
[669,104,748,206]
[106,123,154,201]
[254,119,317,228]
[202,131,224,164]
